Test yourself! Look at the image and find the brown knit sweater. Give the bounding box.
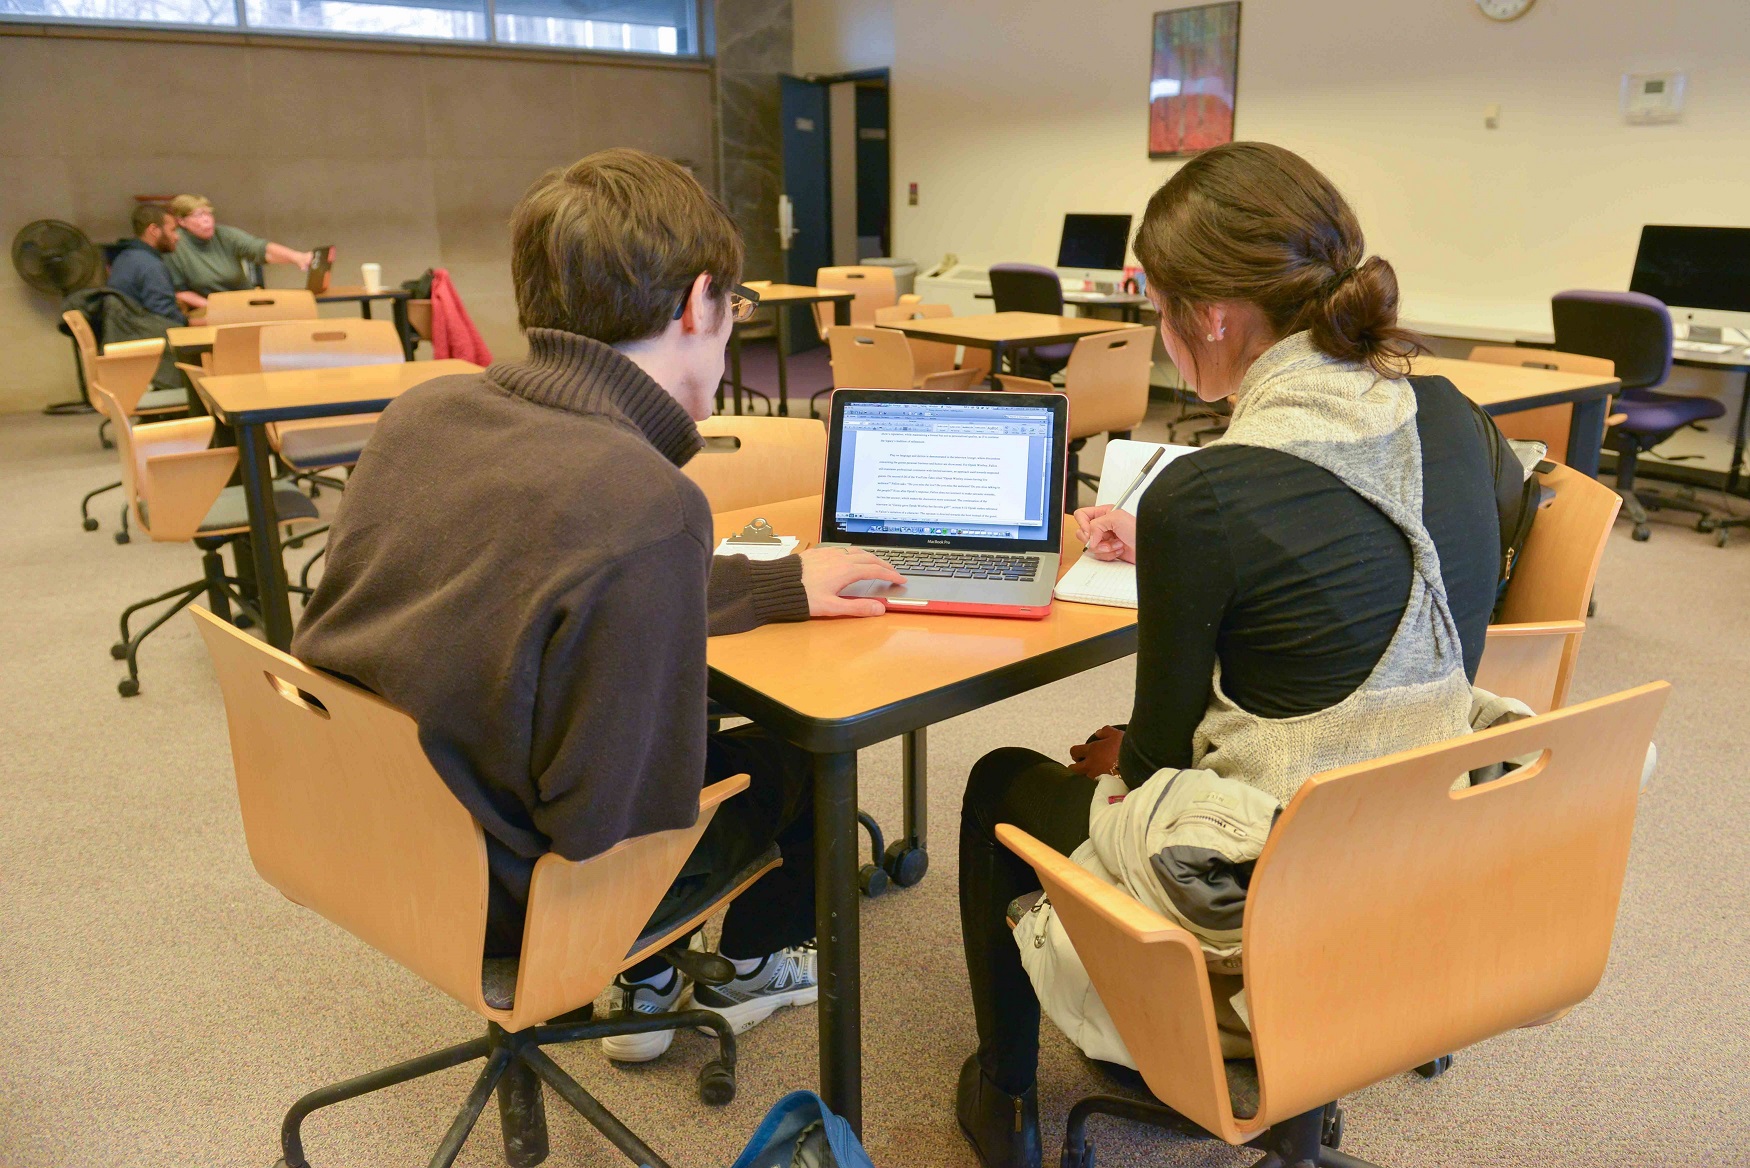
[293,328,809,941]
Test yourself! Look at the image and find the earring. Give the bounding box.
[1205,333,1216,342]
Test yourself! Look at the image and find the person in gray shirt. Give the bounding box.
[162,193,313,313]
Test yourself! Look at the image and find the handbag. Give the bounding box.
[729,1091,876,1168]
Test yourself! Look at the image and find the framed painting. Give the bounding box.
[1148,2,1241,158]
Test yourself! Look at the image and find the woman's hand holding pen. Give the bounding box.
[1074,504,1138,564]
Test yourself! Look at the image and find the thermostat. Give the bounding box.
[1622,72,1685,124]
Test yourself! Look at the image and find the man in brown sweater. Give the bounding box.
[293,148,900,1061]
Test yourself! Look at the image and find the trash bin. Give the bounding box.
[858,257,917,298]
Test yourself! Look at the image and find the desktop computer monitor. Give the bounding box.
[1056,213,1132,282]
[1629,224,1750,337]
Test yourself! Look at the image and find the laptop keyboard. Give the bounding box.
[876,549,1040,582]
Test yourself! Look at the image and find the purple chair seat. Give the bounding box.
[1615,391,1726,436]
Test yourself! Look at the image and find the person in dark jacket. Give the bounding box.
[106,204,186,328]
[293,148,902,1065]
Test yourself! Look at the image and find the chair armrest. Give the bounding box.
[998,824,1188,943]
[139,446,238,542]
[1477,620,1586,714]
[920,367,985,392]
[995,374,1057,394]
[92,347,167,417]
[136,416,217,457]
[507,774,751,1031]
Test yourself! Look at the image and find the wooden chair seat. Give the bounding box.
[137,387,190,414]
[139,482,318,538]
[274,420,377,471]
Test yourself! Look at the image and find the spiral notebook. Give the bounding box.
[1053,439,1197,608]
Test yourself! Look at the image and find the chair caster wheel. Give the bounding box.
[1717,529,1730,548]
[1632,524,1651,542]
[233,613,255,630]
[698,1059,736,1106]
[1415,1054,1453,1078]
[859,863,889,897]
[114,531,130,545]
[1322,1103,1344,1149]
[882,842,929,888]
[1061,1140,1094,1168]
[110,642,128,659]
[83,517,98,531]
[117,678,140,698]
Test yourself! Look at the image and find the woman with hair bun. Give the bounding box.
[954,142,1524,1168]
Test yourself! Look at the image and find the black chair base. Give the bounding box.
[1060,1095,1375,1168]
[274,1008,737,1168]
[82,479,122,532]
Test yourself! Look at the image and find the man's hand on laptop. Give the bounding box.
[1075,505,1137,564]
[798,546,906,618]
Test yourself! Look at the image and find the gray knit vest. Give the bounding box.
[1190,332,1473,803]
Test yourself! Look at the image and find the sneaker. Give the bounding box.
[601,968,686,1063]
[691,943,819,1035]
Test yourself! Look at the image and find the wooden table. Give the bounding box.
[1412,355,1620,477]
[726,284,856,417]
[198,359,482,649]
[707,496,1137,1133]
[885,312,1134,387]
[975,290,1153,323]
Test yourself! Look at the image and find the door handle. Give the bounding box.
[778,194,798,250]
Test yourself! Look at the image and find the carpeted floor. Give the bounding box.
[2,405,1746,1168]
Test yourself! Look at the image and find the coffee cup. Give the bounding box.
[361,263,383,294]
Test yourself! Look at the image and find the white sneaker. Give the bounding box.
[691,943,819,1035]
[601,968,686,1063]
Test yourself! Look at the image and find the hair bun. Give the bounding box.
[1310,255,1420,377]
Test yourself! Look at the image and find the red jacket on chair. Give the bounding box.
[430,268,492,364]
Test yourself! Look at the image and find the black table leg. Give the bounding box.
[987,341,1006,389]
[237,422,294,650]
[777,311,791,417]
[813,749,862,1134]
[727,328,744,415]
[359,299,375,320]
[390,296,416,361]
[1565,394,1609,480]
[902,728,927,854]
[834,298,852,329]
[1727,371,1750,496]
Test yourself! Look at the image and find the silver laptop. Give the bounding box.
[817,389,1069,619]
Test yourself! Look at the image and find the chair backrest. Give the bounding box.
[1474,620,1584,714]
[63,309,98,372]
[685,416,828,512]
[1466,346,1617,458]
[209,323,266,377]
[257,318,405,370]
[828,325,914,390]
[1005,683,1669,1140]
[812,265,900,337]
[202,288,319,325]
[1550,290,1671,393]
[407,298,434,341]
[1062,326,1154,437]
[989,262,1064,316]
[90,383,231,541]
[875,302,958,378]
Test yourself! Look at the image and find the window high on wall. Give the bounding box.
[0,0,695,53]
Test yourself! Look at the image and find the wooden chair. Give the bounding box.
[192,607,774,1168]
[90,385,318,698]
[201,287,318,325]
[998,325,1155,506]
[827,326,983,399]
[685,416,827,512]
[1476,461,1622,710]
[257,318,404,478]
[811,265,900,339]
[1000,681,1670,1168]
[1467,346,1623,462]
[64,309,186,540]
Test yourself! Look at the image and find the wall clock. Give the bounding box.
[1476,0,1534,20]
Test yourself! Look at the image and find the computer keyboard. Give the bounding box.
[878,549,1040,581]
[1674,339,1738,354]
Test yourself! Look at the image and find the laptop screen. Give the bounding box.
[823,392,1064,551]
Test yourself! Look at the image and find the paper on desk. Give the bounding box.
[1053,439,1197,608]
[715,536,799,561]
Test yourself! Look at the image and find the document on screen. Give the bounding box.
[847,430,1031,523]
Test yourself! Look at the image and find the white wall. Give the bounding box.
[793,0,893,76]
[885,0,1750,335]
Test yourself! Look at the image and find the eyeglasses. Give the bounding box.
[673,282,762,323]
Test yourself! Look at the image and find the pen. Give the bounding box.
[1110,447,1165,514]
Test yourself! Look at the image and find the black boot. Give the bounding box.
[956,1054,1041,1168]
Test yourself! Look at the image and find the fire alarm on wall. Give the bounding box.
[1623,72,1686,123]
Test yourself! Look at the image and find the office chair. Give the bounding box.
[1002,681,1668,1168]
[1466,345,1624,461]
[64,310,187,540]
[989,263,1072,379]
[1551,290,1724,541]
[193,608,771,1168]
[810,265,900,339]
[90,385,318,697]
[826,326,983,402]
[998,326,1155,507]
[257,318,400,481]
[202,287,318,325]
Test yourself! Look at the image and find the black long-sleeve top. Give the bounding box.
[1117,375,1512,787]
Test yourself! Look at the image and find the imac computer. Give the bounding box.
[1629,225,1750,343]
[1056,213,1132,288]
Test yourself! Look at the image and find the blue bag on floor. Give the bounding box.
[729,1090,876,1168]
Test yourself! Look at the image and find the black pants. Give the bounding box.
[621,723,817,979]
[960,746,1096,1096]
